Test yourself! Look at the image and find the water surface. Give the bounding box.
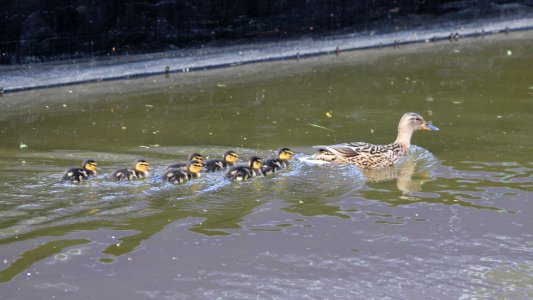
[1,31,532,299]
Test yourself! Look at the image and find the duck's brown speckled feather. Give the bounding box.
[312,142,406,169]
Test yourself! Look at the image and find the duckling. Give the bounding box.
[61,159,98,183]
[225,156,263,181]
[205,150,239,172]
[312,112,439,169]
[109,159,150,181]
[165,153,205,171]
[162,160,204,184]
[261,147,295,175]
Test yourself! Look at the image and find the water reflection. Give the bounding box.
[363,155,431,194]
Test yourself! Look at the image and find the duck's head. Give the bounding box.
[399,112,439,133]
[248,156,263,170]
[188,153,205,165]
[134,159,150,173]
[223,150,239,164]
[83,159,98,173]
[277,148,295,160]
[188,160,204,174]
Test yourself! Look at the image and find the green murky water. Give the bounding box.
[1,31,532,299]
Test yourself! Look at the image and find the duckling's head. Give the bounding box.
[188,153,205,165]
[83,159,98,173]
[223,150,239,164]
[134,159,150,173]
[277,148,295,160]
[399,112,439,133]
[248,156,263,170]
[188,160,204,174]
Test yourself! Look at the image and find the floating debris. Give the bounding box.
[55,254,69,261]
[449,32,461,41]
[19,142,28,150]
[307,123,334,132]
[325,111,333,118]
[139,144,159,149]
[66,249,82,255]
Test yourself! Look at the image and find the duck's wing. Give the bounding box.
[162,168,188,184]
[61,168,88,183]
[263,158,284,171]
[313,142,404,168]
[110,168,136,181]
[313,142,373,158]
[225,166,250,181]
[205,159,225,172]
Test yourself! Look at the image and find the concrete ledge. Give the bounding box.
[1,16,533,93]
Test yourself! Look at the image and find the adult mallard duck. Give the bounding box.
[261,147,295,175]
[61,159,98,183]
[162,160,204,184]
[205,150,239,172]
[225,156,263,181]
[311,112,439,169]
[109,159,150,181]
[165,153,205,171]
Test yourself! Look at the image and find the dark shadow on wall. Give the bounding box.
[1,0,532,64]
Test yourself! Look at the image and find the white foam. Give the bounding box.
[298,156,331,166]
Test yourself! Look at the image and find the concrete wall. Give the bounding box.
[1,0,532,64]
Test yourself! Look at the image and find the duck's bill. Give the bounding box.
[423,123,440,131]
